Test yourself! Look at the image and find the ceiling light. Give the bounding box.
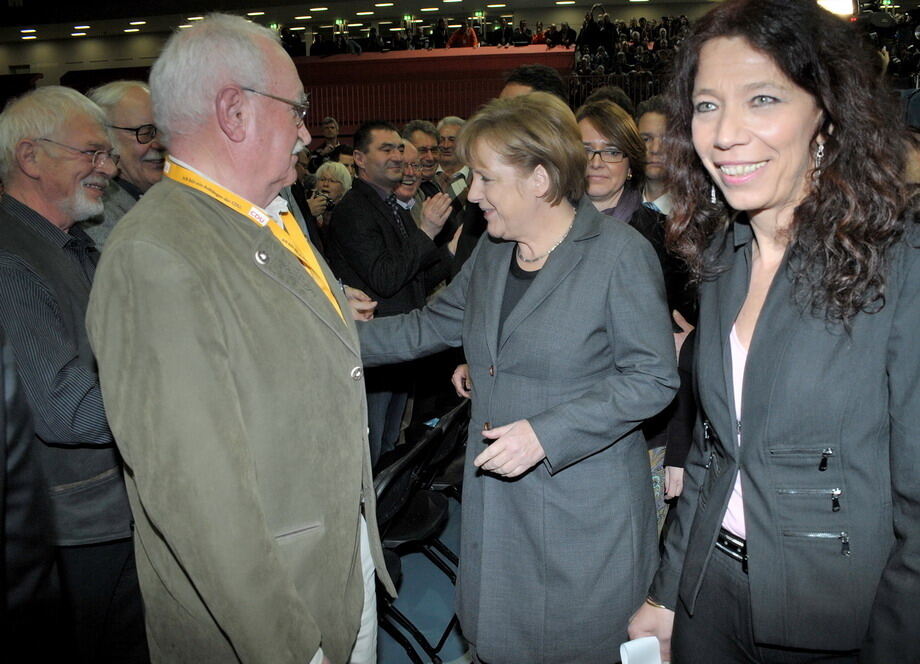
[72,32,87,36]
[378,20,393,24]
[290,26,306,30]
[448,24,461,28]
[179,24,193,28]
[74,25,90,29]
[444,0,462,3]
[556,1,576,4]
[20,28,36,33]
[421,7,439,11]
[375,2,394,6]
[124,28,140,32]
[295,15,312,19]
[348,22,364,26]
[817,0,853,14]
[130,21,146,25]
[22,35,37,40]
[320,24,334,28]
[486,3,506,6]
[188,16,204,21]
[310,7,329,10]
[357,11,374,15]
[247,11,265,16]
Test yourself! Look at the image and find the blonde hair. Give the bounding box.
[456,92,585,206]
[315,160,352,192]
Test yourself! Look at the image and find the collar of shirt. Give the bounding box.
[115,177,144,201]
[395,196,415,210]
[264,196,291,228]
[642,189,672,216]
[0,194,95,250]
[358,176,396,201]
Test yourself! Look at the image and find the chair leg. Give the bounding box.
[379,613,427,664]
[385,603,444,664]
[421,546,457,584]
[433,614,460,653]
[429,537,459,567]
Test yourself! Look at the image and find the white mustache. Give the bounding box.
[82,175,110,187]
[293,139,306,156]
[142,150,166,163]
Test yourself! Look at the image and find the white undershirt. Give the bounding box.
[722,325,747,538]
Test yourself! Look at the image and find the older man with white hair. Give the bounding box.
[86,14,393,664]
[81,80,166,248]
[0,86,148,662]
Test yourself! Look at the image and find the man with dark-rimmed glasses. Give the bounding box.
[0,85,149,662]
[81,80,166,248]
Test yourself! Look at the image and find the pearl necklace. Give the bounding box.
[516,218,575,264]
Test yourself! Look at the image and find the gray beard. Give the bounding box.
[64,189,105,221]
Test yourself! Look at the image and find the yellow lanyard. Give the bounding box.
[163,158,344,321]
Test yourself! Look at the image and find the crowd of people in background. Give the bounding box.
[2,2,920,663]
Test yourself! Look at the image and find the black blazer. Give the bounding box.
[651,218,920,659]
[326,179,451,317]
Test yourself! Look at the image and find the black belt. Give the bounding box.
[715,527,748,574]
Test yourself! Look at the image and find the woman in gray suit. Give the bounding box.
[359,92,678,663]
[629,1,920,662]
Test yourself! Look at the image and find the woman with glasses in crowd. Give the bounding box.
[629,1,920,661]
[578,99,696,529]
[359,92,677,663]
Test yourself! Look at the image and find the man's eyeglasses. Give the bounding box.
[241,87,310,127]
[584,147,626,164]
[36,137,120,169]
[108,123,158,145]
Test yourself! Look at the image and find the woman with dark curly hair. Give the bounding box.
[628,0,920,662]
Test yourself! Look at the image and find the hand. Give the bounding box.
[628,601,674,663]
[474,419,545,478]
[672,309,694,356]
[307,193,328,218]
[344,285,377,321]
[664,466,684,499]
[420,193,452,239]
[451,363,471,397]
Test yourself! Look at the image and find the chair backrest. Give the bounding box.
[374,398,469,533]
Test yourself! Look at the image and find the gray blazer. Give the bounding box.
[651,219,920,659]
[360,198,678,663]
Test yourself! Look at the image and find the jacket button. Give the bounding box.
[350,366,363,381]
[255,250,269,265]
[488,365,495,376]
[484,421,491,430]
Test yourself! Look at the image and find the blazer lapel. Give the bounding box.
[481,239,514,363]
[715,231,751,447]
[251,226,359,356]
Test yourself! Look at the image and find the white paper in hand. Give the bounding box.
[619,636,662,664]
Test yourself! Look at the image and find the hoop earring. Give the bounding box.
[710,183,717,204]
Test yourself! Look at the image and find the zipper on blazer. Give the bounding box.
[776,487,842,512]
[768,447,835,472]
[783,529,851,556]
